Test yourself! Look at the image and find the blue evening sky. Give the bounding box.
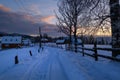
[0,0,62,36]
[0,0,58,19]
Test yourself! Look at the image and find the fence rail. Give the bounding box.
[77,43,120,62]
[95,47,120,51]
[45,43,120,62]
[78,47,94,51]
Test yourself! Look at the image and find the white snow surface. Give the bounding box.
[0,45,120,80]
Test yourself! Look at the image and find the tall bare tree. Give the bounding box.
[56,0,73,50]
[56,0,96,52]
[89,0,120,57]
[82,0,120,57]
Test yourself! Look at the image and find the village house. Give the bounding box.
[41,38,49,43]
[1,36,22,49]
[22,39,32,46]
[56,37,82,49]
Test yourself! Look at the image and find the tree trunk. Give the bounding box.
[110,0,120,57]
[69,26,72,50]
[74,22,77,53]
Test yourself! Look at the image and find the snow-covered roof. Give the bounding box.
[41,38,48,41]
[1,36,22,44]
[56,39,65,44]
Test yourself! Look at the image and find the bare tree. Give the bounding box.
[81,0,120,57]
[56,0,120,56]
[56,0,95,52]
[86,0,120,57]
[56,0,73,50]
[82,0,110,36]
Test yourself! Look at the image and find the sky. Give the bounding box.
[0,0,65,37]
[0,0,114,37]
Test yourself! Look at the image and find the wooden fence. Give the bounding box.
[45,43,120,62]
[77,43,120,62]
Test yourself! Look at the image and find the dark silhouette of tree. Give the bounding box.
[84,0,120,57]
[56,0,120,56]
[90,0,120,57]
[110,0,120,57]
[56,0,96,52]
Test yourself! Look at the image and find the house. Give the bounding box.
[1,36,22,49]
[55,39,66,48]
[56,39,66,44]
[22,39,31,46]
[56,37,82,45]
[56,37,82,49]
[41,38,49,43]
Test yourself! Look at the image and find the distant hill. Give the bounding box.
[0,32,35,43]
[0,32,8,36]
[0,32,34,39]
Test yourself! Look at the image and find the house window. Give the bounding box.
[16,39,17,41]
[10,39,12,41]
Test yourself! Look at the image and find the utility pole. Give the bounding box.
[39,27,42,49]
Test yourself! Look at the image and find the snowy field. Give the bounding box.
[0,45,120,80]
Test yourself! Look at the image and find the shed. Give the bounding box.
[56,39,66,44]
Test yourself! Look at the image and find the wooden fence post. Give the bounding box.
[94,42,98,61]
[38,49,40,53]
[82,43,84,56]
[42,47,44,51]
[29,50,32,56]
[15,55,19,64]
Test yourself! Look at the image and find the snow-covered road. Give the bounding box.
[0,47,87,80]
[0,46,120,80]
[20,49,68,80]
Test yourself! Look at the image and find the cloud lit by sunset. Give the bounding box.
[0,4,11,12]
[41,15,56,24]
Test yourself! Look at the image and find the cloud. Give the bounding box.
[27,4,41,15]
[0,5,63,37]
[41,15,56,24]
[0,4,11,12]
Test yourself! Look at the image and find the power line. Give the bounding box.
[14,0,32,15]
[13,0,41,36]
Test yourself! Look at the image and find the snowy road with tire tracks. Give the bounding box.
[0,46,120,80]
[21,49,68,80]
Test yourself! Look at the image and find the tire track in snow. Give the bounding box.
[28,55,52,80]
[58,51,93,80]
[65,53,109,80]
[20,49,50,80]
[20,58,42,80]
[49,52,68,80]
[66,53,94,80]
